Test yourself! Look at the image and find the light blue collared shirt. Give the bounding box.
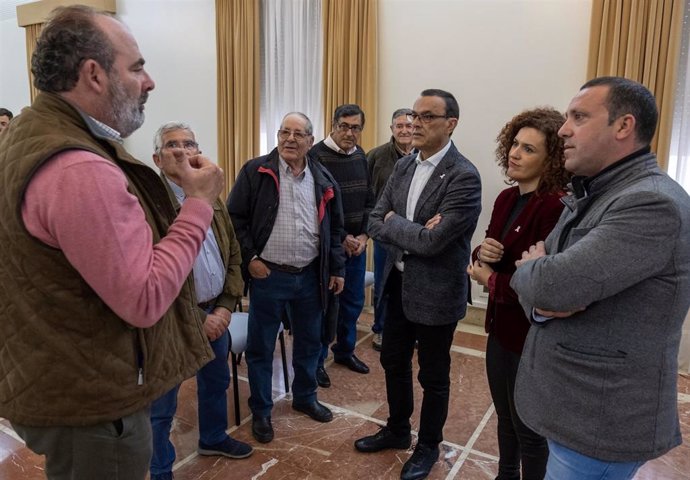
[167,178,225,303]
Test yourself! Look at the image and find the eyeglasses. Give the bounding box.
[335,122,363,133]
[407,112,450,124]
[163,140,198,151]
[278,129,311,141]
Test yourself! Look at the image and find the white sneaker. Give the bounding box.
[372,333,382,351]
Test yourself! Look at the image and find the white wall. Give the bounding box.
[117,0,217,167]
[0,11,32,117]
[378,0,592,265]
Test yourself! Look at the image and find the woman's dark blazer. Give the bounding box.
[472,186,564,354]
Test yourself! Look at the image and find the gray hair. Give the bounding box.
[153,121,195,152]
[281,112,313,135]
[391,108,413,123]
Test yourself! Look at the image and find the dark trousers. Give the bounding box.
[486,333,548,480]
[380,269,457,446]
[12,409,152,480]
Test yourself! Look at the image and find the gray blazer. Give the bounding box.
[368,142,481,326]
[511,151,690,462]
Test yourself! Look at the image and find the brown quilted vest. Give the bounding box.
[0,92,213,426]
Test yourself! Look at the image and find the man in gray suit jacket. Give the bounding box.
[511,77,690,480]
[354,89,481,480]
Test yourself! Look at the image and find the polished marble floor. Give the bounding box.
[1,310,689,479]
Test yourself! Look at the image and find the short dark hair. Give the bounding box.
[581,76,658,145]
[495,107,571,194]
[31,5,116,93]
[333,104,365,126]
[0,108,12,119]
[391,108,413,123]
[420,89,459,119]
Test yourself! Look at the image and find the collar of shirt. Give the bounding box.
[324,134,357,155]
[165,176,186,205]
[278,156,309,179]
[414,140,452,167]
[79,111,123,143]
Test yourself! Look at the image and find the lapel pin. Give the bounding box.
[515,226,521,233]
[440,173,446,179]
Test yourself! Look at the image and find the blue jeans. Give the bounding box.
[320,252,365,364]
[247,266,322,416]
[372,240,388,334]
[150,327,230,475]
[546,440,644,480]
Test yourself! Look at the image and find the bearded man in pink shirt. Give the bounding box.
[0,5,224,480]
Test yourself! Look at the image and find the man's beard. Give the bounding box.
[107,74,147,138]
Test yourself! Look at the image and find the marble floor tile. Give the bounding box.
[2,315,690,480]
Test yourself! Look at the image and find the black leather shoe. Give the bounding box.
[354,427,411,453]
[316,366,331,388]
[400,443,439,480]
[334,354,370,374]
[251,416,274,443]
[292,401,333,422]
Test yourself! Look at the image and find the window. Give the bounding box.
[259,0,323,154]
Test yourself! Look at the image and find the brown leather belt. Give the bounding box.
[261,258,315,274]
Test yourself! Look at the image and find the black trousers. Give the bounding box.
[380,269,457,446]
[486,333,548,480]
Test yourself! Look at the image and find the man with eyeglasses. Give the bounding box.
[309,104,376,388]
[355,89,481,480]
[148,122,253,480]
[0,6,224,479]
[366,108,416,351]
[227,112,345,444]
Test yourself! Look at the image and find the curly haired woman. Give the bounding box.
[468,108,571,480]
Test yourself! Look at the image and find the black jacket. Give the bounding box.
[226,148,346,311]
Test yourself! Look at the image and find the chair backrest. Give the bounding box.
[228,312,249,354]
[364,270,375,288]
[228,311,284,354]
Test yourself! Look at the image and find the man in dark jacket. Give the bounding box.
[310,104,376,387]
[355,89,481,480]
[227,112,346,444]
[366,108,415,350]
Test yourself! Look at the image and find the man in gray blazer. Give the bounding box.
[355,89,481,480]
[511,77,690,480]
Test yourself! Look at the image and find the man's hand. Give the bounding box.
[384,210,395,222]
[515,241,547,267]
[178,154,225,206]
[203,307,231,341]
[535,307,586,318]
[425,213,442,230]
[329,275,345,294]
[466,259,494,287]
[352,233,368,256]
[343,234,359,256]
[248,258,271,279]
[478,237,504,264]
